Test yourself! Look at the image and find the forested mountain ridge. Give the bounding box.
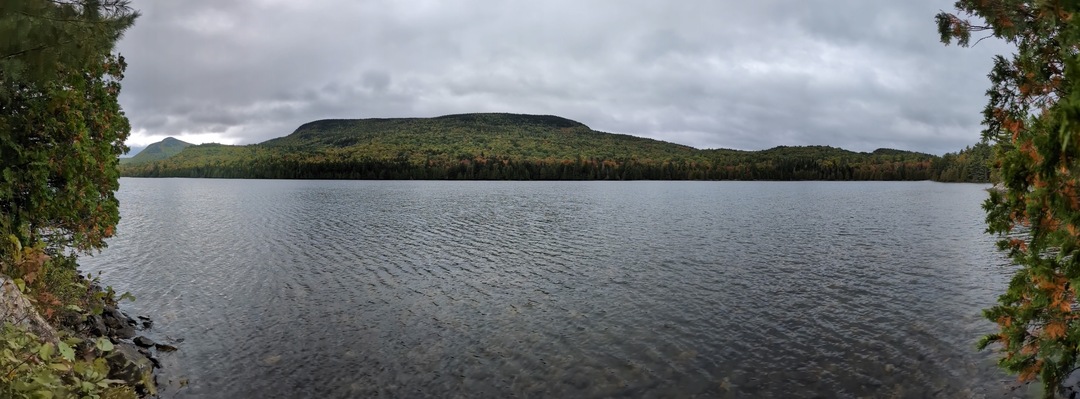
[119,113,982,181]
[120,136,192,165]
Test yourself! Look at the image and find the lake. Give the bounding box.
[80,179,1028,398]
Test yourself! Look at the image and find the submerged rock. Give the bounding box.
[133,336,156,348]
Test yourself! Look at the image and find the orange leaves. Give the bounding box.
[942,0,1080,393]
[1040,212,1060,230]
[996,14,1016,29]
[1020,139,1043,164]
[998,315,1013,328]
[1045,322,1068,339]
[992,107,1007,121]
[1005,118,1025,140]
[1022,341,1040,356]
[1063,181,1080,210]
[1020,83,1033,96]
[34,291,63,322]
[1019,360,1043,382]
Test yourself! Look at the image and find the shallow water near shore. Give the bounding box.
[81,179,1031,398]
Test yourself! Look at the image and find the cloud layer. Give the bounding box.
[115,0,1011,155]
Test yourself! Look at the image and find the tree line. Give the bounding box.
[120,115,992,182]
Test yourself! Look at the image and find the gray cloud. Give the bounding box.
[114,0,1011,154]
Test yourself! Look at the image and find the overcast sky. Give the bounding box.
[114,1,1011,155]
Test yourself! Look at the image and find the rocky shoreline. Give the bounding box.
[1,274,176,396]
[86,303,176,395]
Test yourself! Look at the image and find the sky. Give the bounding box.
[114,0,1012,156]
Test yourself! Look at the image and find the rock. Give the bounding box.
[107,343,155,393]
[100,307,137,338]
[137,315,151,321]
[120,310,137,326]
[0,274,59,344]
[86,315,107,336]
[113,323,136,339]
[103,307,137,327]
[154,343,178,352]
[133,336,156,348]
[142,320,153,328]
[102,308,125,329]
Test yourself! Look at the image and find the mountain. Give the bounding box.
[120,137,192,165]
[119,113,946,181]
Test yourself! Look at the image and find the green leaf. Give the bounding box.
[63,337,83,346]
[49,362,71,372]
[95,337,113,352]
[3,348,17,363]
[38,342,54,360]
[57,341,74,362]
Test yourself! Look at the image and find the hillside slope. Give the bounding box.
[120,137,192,165]
[120,113,942,181]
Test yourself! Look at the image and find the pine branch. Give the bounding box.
[0,39,77,60]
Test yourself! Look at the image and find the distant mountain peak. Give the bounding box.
[121,137,193,165]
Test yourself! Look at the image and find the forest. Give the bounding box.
[120,113,990,182]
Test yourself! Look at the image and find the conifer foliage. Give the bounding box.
[939,2,1080,396]
[0,0,136,265]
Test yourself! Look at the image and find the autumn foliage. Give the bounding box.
[0,0,135,297]
[939,1,1080,396]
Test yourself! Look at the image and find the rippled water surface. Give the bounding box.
[81,179,1027,398]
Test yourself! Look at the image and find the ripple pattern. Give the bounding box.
[79,180,1027,398]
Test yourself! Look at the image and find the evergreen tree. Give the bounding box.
[940,2,1080,396]
[0,0,137,275]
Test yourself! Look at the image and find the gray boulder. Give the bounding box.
[0,274,58,343]
[106,343,155,393]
